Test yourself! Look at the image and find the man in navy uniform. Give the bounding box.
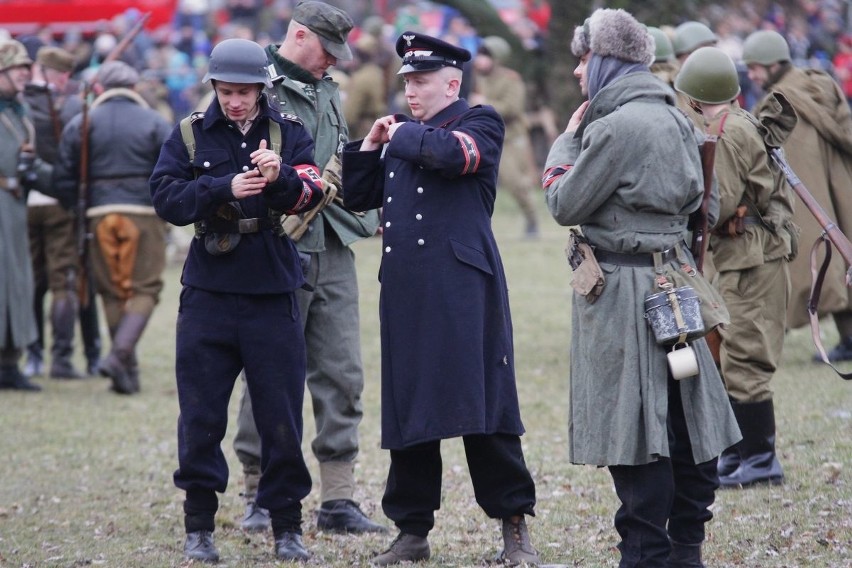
[342,32,540,566]
[149,38,326,564]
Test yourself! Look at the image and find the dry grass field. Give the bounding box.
[0,194,849,567]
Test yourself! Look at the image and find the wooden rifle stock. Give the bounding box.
[103,12,150,64]
[690,135,717,273]
[770,148,852,286]
[76,83,92,307]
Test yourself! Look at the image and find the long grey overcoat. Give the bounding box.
[0,104,51,350]
[544,72,740,466]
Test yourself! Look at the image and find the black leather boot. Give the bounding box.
[80,296,102,376]
[99,312,149,394]
[1,348,41,391]
[317,499,386,533]
[667,539,704,567]
[183,530,219,563]
[274,532,310,562]
[49,296,83,379]
[720,399,784,488]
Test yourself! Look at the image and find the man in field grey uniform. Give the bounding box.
[0,39,53,392]
[233,0,383,534]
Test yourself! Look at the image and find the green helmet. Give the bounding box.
[203,38,272,88]
[674,46,740,104]
[672,21,717,56]
[647,26,674,63]
[481,35,511,63]
[0,39,32,72]
[742,30,790,65]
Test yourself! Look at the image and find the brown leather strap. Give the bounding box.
[808,233,852,380]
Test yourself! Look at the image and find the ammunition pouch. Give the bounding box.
[565,228,605,303]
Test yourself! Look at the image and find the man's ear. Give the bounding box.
[447,77,460,96]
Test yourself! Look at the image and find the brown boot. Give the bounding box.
[371,533,430,566]
[98,312,149,394]
[496,515,540,565]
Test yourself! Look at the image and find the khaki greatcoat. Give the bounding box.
[753,66,852,328]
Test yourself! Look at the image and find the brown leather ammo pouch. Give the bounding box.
[565,228,605,303]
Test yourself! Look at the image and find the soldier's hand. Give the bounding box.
[251,139,281,183]
[566,100,590,134]
[231,168,267,199]
[361,115,396,151]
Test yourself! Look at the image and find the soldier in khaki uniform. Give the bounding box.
[648,26,677,86]
[744,30,852,360]
[343,34,388,141]
[470,35,539,238]
[22,46,89,380]
[676,47,797,488]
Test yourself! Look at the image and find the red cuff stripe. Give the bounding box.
[452,131,480,175]
[286,182,314,214]
[542,165,572,189]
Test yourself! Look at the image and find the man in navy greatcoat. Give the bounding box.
[342,31,540,566]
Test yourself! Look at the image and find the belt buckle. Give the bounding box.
[239,218,259,233]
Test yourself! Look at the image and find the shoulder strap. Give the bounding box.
[269,120,281,155]
[179,114,198,162]
[705,110,729,137]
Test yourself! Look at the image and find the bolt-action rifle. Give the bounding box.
[76,12,150,307]
[770,147,852,380]
[690,135,718,274]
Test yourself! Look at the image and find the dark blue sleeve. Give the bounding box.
[341,141,385,212]
[385,107,505,179]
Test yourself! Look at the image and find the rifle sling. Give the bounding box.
[808,233,852,380]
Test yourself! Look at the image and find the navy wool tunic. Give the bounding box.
[149,96,322,294]
[342,99,525,449]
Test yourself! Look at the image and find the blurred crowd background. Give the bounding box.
[2,0,852,143]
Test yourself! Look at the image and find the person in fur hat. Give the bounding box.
[542,8,740,567]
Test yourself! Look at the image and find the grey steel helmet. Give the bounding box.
[742,30,791,65]
[672,21,717,56]
[674,46,741,104]
[647,26,674,63]
[203,38,272,88]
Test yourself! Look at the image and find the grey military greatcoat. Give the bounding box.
[544,72,740,466]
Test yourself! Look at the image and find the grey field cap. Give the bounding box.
[96,60,140,89]
[293,0,354,61]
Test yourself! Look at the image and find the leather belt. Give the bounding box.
[196,216,282,235]
[594,246,678,267]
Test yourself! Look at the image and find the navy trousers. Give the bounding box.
[609,375,719,567]
[173,286,311,533]
[382,433,536,538]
